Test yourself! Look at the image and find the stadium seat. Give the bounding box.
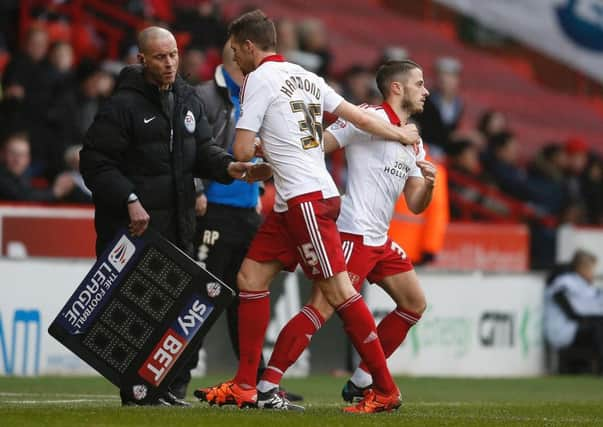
[224,0,603,157]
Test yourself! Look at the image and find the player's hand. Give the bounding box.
[227,161,254,180]
[228,161,273,182]
[246,163,273,182]
[127,200,150,237]
[398,123,420,147]
[416,160,437,187]
[195,193,207,217]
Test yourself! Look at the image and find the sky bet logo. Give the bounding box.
[138,295,213,386]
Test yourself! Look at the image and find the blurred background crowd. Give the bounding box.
[0,0,602,270]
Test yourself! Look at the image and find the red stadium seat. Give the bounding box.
[224,0,603,156]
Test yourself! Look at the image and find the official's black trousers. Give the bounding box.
[173,202,264,390]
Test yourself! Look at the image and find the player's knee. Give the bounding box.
[414,299,427,316]
[318,272,357,307]
[237,269,253,291]
[405,295,427,316]
[311,300,335,321]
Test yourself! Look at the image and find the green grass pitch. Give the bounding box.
[1,375,602,426]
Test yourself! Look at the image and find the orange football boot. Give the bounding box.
[343,388,401,414]
[194,381,257,408]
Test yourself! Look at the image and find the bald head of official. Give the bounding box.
[137,26,179,90]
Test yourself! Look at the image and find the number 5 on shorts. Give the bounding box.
[297,242,318,266]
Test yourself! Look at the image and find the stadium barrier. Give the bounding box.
[0,203,530,271]
[4,204,602,377]
[1,257,545,377]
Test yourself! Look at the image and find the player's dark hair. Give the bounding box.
[228,9,277,51]
[376,60,422,97]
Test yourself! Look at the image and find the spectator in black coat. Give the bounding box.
[476,109,508,143]
[298,18,332,77]
[483,131,538,202]
[528,143,569,216]
[2,26,55,176]
[173,2,227,51]
[564,137,590,205]
[416,57,463,148]
[49,60,116,147]
[583,155,603,225]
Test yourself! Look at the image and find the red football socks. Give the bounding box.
[261,305,325,385]
[336,294,396,395]
[358,307,421,373]
[234,290,271,389]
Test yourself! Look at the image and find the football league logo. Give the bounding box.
[184,110,196,133]
[206,282,221,298]
[132,384,148,400]
[108,235,136,272]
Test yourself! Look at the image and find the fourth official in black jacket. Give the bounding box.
[81,64,235,256]
[79,27,253,406]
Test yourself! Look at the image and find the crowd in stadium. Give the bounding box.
[0,3,601,237]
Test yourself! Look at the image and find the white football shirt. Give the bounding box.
[329,103,425,246]
[236,55,344,212]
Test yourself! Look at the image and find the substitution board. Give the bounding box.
[48,228,235,403]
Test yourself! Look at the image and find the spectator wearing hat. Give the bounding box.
[416,57,463,149]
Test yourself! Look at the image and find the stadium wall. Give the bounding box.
[0,258,546,378]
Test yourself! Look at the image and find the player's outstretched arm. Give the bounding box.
[333,100,419,145]
[233,129,258,161]
[403,160,437,214]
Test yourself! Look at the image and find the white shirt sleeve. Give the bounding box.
[409,140,426,178]
[327,118,364,148]
[236,72,273,132]
[320,77,344,114]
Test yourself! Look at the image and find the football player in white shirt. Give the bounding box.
[195,10,419,414]
[256,60,437,408]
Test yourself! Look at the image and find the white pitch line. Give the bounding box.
[1,399,118,404]
[0,392,118,399]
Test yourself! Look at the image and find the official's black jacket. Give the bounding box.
[80,65,234,256]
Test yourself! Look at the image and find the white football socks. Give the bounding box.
[350,367,372,388]
[257,380,279,393]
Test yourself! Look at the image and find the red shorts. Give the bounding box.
[340,232,414,292]
[246,192,346,281]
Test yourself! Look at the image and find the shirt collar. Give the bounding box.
[258,54,286,67]
[381,102,401,126]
